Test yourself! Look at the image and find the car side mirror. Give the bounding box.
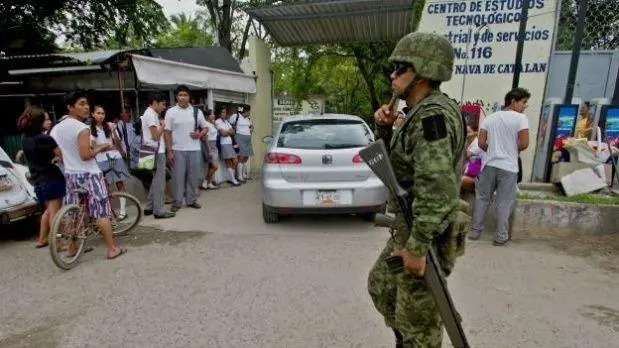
[262,135,273,144]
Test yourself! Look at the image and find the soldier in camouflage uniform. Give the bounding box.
[369,32,470,347]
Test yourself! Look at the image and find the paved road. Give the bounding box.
[1,180,619,348]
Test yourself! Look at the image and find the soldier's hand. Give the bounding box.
[374,104,398,126]
[395,248,426,277]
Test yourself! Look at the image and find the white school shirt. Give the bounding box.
[164,105,207,151]
[229,113,252,136]
[140,107,165,154]
[50,116,101,174]
[90,125,123,162]
[215,118,233,145]
[205,121,218,141]
[480,110,529,173]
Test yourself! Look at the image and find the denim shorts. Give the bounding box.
[34,180,66,204]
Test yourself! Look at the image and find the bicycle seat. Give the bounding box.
[72,188,88,195]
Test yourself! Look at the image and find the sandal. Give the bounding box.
[107,248,127,260]
[35,242,49,249]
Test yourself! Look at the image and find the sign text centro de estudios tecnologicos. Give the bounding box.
[417,0,560,181]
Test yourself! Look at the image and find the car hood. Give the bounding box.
[0,165,33,210]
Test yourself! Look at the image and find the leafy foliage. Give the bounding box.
[0,0,167,53]
[154,13,215,48]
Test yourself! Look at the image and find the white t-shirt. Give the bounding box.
[215,118,233,145]
[205,121,218,141]
[164,105,207,151]
[480,110,529,173]
[90,125,123,162]
[229,113,252,136]
[50,116,101,174]
[141,107,165,154]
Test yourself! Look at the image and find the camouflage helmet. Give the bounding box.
[389,32,455,82]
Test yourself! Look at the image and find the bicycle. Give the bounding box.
[49,154,142,270]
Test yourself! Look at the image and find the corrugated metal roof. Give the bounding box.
[245,0,415,46]
[0,49,145,64]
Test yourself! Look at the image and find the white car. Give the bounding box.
[260,114,388,223]
[0,146,40,225]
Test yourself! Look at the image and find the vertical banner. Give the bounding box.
[417,0,560,181]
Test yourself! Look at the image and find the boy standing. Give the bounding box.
[50,91,126,259]
[468,87,530,245]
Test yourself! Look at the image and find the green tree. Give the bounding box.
[154,13,215,48]
[269,1,426,118]
[0,0,167,54]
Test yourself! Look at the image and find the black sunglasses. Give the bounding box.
[391,62,413,76]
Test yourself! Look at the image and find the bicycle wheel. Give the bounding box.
[109,191,142,236]
[49,204,88,270]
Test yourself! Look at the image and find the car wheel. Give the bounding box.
[262,204,280,223]
[359,205,387,222]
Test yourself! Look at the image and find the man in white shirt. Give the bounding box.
[468,87,530,246]
[164,85,208,211]
[50,91,126,260]
[141,92,175,219]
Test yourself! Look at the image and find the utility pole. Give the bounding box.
[512,1,529,89]
[564,0,588,104]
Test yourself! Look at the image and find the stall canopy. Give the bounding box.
[244,0,415,46]
[131,54,256,94]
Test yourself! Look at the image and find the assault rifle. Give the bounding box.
[359,139,470,348]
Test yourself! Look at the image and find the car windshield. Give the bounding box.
[277,119,372,149]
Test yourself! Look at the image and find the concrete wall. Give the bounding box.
[245,37,273,176]
[464,193,619,240]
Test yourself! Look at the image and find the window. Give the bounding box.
[277,119,372,149]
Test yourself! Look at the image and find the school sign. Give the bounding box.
[418,0,560,181]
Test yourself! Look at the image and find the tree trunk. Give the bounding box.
[237,17,252,60]
[353,47,380,112]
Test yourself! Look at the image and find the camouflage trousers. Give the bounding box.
[367,238,444,348]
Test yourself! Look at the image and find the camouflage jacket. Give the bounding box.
[375,89,466,257]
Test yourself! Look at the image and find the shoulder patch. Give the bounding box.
[421,114,447,141]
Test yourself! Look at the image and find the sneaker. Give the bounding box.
[467,231,481,240]
[207,183,219,189]
[154,212,175,219]
[493,239,509,246]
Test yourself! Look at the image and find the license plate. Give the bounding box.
[315,190,340,205]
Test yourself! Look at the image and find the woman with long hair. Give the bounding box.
[17,106,66,248]
[215,106,240,186]
[90,105,130,219]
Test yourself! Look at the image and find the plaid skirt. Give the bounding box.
[97,158,130,184]
[235,134,254,157]
[220,143,237,160]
